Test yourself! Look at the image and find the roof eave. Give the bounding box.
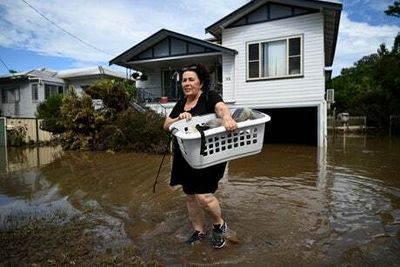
[0,75,28,83]
[205,0,266,36]
[109,28,167,66]
[325,7,342,67]
[205,0,342,37]
[110,29,237,68]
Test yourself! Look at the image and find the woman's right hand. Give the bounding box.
[164,112,192,131]
[179,112,192,120]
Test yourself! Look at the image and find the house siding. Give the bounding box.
[222,12,325,108]
[1,81,40,118]
[221,12,326,146]
[0,70,127,118]
[222,55,236,102]
[136,69,162,99]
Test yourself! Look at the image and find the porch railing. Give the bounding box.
[136,83,222,105]
[135,87,168,115]
[136,87,160,105]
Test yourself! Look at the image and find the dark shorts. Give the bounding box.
[170,144,226,195]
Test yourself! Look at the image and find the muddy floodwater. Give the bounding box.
[1,135,400,266]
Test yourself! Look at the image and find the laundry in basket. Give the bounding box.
[170,109,271,169]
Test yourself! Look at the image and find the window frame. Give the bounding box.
[31,83,39,102]
[246,35,303,81]
[1,86,20,104]
[44,83,65,99]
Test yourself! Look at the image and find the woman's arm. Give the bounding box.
[163,117,178,131]
[215,102,237,132]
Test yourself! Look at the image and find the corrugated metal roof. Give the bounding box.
[0,68,64,83]
[0,66,127,82]
[57,66,127,79]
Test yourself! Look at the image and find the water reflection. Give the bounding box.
[0,146,63,200]
[0,146,63,173]
[228,144,320,183]
[326,135,400,264]
[0,136,399,266]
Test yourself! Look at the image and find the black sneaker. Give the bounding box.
[185,230,207,245]
[212,221,227,249]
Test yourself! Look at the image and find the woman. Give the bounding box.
[163,64,237,249]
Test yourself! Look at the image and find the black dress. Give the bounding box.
[169,90,227,195]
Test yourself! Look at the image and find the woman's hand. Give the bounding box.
[222,115,237,132]
[179,112,192,120]
[215,102,237,132]
[163,112,192,131]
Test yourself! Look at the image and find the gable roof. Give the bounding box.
[109,29,237,68]
[206,0,342,67]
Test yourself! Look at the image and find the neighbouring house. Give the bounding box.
[109,0,342,146]
[0,66,128,118]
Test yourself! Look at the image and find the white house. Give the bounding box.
[110,0,342,146]
[0,66,128,118]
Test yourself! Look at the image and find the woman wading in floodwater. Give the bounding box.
[163,64,237,248]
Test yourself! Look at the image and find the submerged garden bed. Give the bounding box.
[0,206,160,266]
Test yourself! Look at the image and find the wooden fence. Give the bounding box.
[5,118,52,143]
[0,118,6,146]
[327,116,367,132]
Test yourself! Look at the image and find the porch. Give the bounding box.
[109,29,237,116]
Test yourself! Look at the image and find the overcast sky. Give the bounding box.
[0,0,399,77]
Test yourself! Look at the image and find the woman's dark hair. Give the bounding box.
[181,63,210,91]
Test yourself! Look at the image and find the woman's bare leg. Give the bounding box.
[195,193,224,225]
[186,194,206,233]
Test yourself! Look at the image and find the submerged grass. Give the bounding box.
[0,214,160,266]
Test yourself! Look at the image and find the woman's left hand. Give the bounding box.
[222,115,237,132]
[215,102,237,132]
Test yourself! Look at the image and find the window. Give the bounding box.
[44,83,64,99]
[247,36,302,80]
[31,83,39,102]
[1,87,20,103]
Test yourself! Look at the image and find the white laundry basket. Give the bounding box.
[170,110,271,169]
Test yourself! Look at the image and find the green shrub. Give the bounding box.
[97,108,169,153]
[85,79,136,116]
[34,79,166,153]
[60,89,96,133]
[57,89,97,150]
[35,94,65,133]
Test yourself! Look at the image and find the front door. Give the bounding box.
[162,69,181,101]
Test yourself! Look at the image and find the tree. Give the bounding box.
[85,79,136,116]
[392,34,400,54]
[60,88,96,134]
[328,34,400,132]
[385,1,400,17]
